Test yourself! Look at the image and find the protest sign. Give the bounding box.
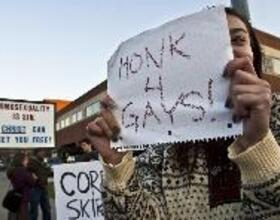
[0,99,55,148]
[53,161,104,220]
[108,6,242,151]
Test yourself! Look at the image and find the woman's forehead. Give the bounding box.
[226,14,248,33]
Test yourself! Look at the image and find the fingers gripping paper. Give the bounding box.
[108,7,242,151]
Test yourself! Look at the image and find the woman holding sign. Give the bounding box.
[87,8,280,219]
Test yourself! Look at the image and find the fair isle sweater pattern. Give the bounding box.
[102,136,280,219]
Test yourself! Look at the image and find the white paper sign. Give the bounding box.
[0,99,55,148]
[53,161,104,220]
[108,6,242,150]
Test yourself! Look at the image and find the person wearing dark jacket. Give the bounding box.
[75,138,99,162]
[28,149,52,220]
[7,152,37,220]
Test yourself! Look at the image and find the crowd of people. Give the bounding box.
[4,138,98,220]
[6,149,52,220]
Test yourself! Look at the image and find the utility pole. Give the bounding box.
[231,0,251,22]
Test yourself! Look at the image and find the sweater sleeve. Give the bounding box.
[100,146,168,220]
[228,130,280,219]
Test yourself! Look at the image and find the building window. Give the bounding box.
[65,117,70,127]
[263,56,274,73]
[272,57,280,74]
[77,111,83,121]
[56,122,60,131]
[264,55,280,75]
[86,102,100,117]
[61,120,65,129]
[72,113,77,124]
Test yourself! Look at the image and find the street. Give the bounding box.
[0,171,56,220]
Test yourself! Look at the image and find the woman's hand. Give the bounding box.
[87,95,127,165]
[225,56,272,153]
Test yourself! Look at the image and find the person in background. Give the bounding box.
[75,138,99,162]
[87,8,280,219]
[6,152,37,220]
[28,149,52,220]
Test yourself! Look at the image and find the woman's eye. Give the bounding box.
[231,35,247,45]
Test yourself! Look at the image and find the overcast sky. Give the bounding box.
[0,0,279,101]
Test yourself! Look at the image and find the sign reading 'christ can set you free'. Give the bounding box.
[108,6,242,151]
[0,99,55,148]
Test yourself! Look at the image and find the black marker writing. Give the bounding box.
[118,32,190,80]
[66,198,103,220]
[145,38,164,69]
[169,33,191,59]
[143,101,161,128]
[130,52,143,74]
[144,75,164,100]
[119,57,129,80]
[122,102,139,132]
[161,91,205,124]
[208,78,214,106]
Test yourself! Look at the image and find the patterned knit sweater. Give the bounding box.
[101,94,280,220]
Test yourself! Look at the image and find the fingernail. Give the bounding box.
[112,135,119,142]
[112,126,120,135]
[108,99,116,108]
[225,97,232,108]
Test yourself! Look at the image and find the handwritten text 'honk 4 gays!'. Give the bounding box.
[117,33,214,134]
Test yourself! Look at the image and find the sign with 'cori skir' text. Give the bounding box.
[53,161,104,220]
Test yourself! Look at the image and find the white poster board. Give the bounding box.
[108,6,242,151]
[0,99,55,148]
[53,161,104,220]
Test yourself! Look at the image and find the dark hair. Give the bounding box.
[225,7,263,77]
[12,152,27,167]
